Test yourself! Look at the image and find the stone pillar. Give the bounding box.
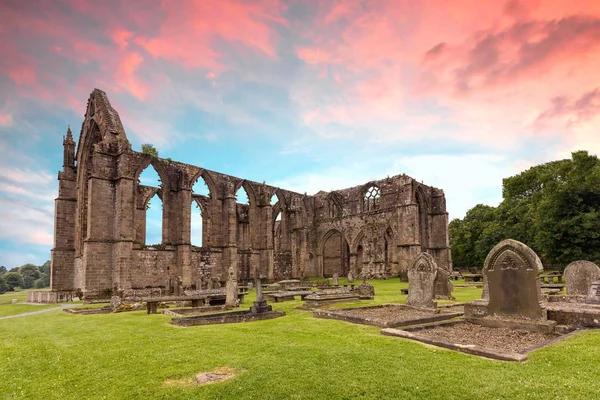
[221,184,238,280]
[177,188,193,287]
[396,203,421,280]
[83,173,115,297]
[51,162,77,291]
[112,173,135,290]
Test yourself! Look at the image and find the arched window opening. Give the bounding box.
[138,165,163,246]
[236,186,251,250]
[273,211,282,251]
[145,193,162,245]
[270,193,278,205]
[191,200,203,247]
[328,200,340,218]
[236,186,249,205]
[139,164,161,187]
[363,186,380,212]
[191,177,211,247]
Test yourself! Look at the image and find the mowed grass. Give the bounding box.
[0,289,58,317]
[1,280,599,399]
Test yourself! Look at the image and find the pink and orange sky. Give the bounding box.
[1,0,600,267]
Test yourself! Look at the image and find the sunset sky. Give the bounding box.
[1,0,599,267]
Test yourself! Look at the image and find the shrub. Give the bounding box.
[4,272,24,291]
[0,275,7,294]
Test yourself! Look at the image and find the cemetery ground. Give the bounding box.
[1,280,599,399]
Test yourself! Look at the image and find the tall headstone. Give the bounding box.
[434,265,454,300]
[225,267,238,307]
[347,271,355,283]
[564,260,600,296]
[250,277,272,314]
[332,273,339,286]
[406,252,437,309]
[484,239,544,320]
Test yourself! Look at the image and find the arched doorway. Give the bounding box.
[322,231,350,277]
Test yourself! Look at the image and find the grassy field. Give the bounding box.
[1,280,599,399]
[0,289,58,317]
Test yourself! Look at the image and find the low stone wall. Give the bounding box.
[28,291,79,304]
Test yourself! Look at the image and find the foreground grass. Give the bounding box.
[0,280,599,399]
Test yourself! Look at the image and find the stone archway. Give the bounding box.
[322,230,350,277]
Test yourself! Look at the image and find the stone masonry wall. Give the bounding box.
[50,89,452,298]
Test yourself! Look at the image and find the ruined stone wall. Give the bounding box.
[51,89,451,298]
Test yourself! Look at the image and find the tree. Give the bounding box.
[19,264,41,289]
[4,272,24,291]
[450,151,600,270]
[141,143,159,158]
[0,266,6,276]
[0,275,7,294]
[39,260,51,276]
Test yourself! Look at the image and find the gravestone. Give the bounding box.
[434,265,454,300]
[356,280,375,299]
[564,260,600,296]
[250,278,272,314]
[332,273,339,286]
[347,271,355,283]
[484,239,544,320]
[225,267,238,307]
[587,280,600,304]
[406,252,437,309]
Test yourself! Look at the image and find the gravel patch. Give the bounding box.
[415,322,559,353]
[334,306,434,324]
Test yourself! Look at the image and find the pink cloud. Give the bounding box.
[136,0,287,72]
[291,0,600,152]
[0,113,12,126]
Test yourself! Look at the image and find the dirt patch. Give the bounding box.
[415,322,559,353]
[165,367,237,387]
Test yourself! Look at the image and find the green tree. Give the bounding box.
[19,264,41,289]
[141,143,159,158]
[0,266,6,276]
[450,151,600,270]
[4,272,24,291]
[39,260,51,276]
[0,275,7,294]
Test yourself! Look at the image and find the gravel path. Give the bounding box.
[0,304,81,320]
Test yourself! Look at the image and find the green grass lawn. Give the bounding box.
[0,289,59,317]
[1,280,599,399]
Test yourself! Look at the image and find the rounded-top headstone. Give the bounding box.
[564,260,600,296]
[482,239,544,320]
[406,252,437,309]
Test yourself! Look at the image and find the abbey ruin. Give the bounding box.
[51,89,452,298]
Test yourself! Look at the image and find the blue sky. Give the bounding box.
[1,0,599,268]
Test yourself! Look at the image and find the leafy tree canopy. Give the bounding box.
[450,151,600,270]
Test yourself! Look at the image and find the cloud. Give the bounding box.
[0,113,12,127]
